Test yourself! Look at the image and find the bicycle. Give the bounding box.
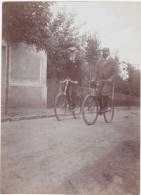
[54,77,81,121]
[82,80,114,125]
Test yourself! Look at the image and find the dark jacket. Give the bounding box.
[65,58,82,84]
[93,57,118,82]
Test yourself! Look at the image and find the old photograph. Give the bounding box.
[1,1,140,194]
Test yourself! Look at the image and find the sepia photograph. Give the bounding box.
[1,0,140,194]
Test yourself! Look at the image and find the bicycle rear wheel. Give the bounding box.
[72,96,81,119]
[54,93,67,121]
[104,97,114,123]
[82,95,98,125]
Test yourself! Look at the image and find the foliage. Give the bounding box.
[2,1,53,50]
[81,32,101,87]
[47,8,81,79]
[85,33,101,66]
[115,62,140,97]
[115,75,129,94]
[126,63,140,96]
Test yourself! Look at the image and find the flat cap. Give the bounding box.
[101,47,110,51]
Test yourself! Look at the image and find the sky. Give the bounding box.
[52,1,141,68]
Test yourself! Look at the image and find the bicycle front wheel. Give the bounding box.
[104,97,114,123]
[54,93,67,121]
[82,95,98,125]
[72,96,81,119]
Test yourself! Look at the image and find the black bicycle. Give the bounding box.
[54,77,81,121]
[82,80,114,125]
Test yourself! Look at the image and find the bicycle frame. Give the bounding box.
[60,78,78,95]
[64,79,70,95]
[90,80,115,100]
[54,78,81,120]
[82,80,115,124]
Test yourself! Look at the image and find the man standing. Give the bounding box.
[92,47,118,113]
[65,46,82,110]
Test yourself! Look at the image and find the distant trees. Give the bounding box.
[126,63,140,97]
[115,61,140,97]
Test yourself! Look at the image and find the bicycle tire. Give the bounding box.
[54,93,67,121]
[72,96,81,119]
[104,97,114,123]
[82,95,98,125]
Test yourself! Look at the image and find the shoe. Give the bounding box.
[68,105,74,111]
[70,106,75,112]
[101,108,108,113]
[67,105,71,110]
[98,109,102,115]
[70,104,76,111]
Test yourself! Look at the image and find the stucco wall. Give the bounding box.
[8,42,47,108]
[10,43,41,81]
[1,44,7,113]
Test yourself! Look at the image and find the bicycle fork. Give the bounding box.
[64,79,69,94]
[63,80,70,111]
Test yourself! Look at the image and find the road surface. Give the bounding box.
[1,108,140,194]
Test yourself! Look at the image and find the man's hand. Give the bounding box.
[74,81,78,84]
[107,78,112,82]
[91,79,95,82]
[90,80,96,88]
[91,79,95,84]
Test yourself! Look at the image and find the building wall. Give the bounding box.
[1,42,7,114]
[8,42,47,108]
[47,78,59,107]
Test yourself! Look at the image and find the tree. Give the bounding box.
[115,61,140,97]
[126,63,140,97]
[47,8,81,79]
[2,2,53,50]
[85,33,101,66]
[114,75,129,94]
[80,32,101,87]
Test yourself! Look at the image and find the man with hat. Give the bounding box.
[64,46,82,110]
[92,47,118,114]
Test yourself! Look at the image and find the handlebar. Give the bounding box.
[91,80,107,84]
[60,78,78,84]
[90,79,111,88]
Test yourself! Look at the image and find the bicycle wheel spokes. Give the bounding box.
[73,96,81,119]
[104,98,114,123]
[82,95,98,125]
[54,94,67,121]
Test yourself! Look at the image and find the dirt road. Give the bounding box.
[1,108,140,194]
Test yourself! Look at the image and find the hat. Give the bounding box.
[101,47,110,52]
[68,47,76,52]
